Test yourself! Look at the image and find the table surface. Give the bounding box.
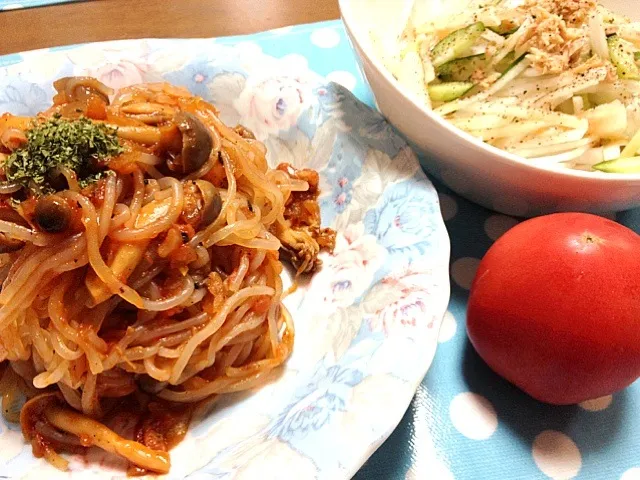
[0,0,340,55]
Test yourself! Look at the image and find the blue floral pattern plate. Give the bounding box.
[0,37,450,479]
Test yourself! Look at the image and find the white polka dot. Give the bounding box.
[406,459,454,480]
[438,311,457,343]
[449,392,498,440]
[621,467,640,480]
[532,431,582,480]
[451,257,480,290]
[438,192,458,221]
[310,28,341,49]
[579,395,612,412]
[432,462,455,480]
[235,41,263,57]
[281,53,309,71]
[326,71,357,91]
[1,3,24,9]
[484,214,519,241]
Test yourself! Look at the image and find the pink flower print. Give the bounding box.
[378,288,432,335]
[235,76,311,140]
[363,266,440,337]
[90,60,147,92]
[307,223,386,310]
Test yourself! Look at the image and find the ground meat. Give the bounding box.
[521,0,596,27]
[516,1,593,74]
[271,163,335,274]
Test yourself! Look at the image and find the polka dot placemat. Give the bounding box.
[356,179,640,480]
[240,20,639,480]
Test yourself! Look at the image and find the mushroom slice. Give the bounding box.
[172,112,213,174]
[181,180,222,227]
[53,77,113,104]
[0,203,29,253]
[85,197,171,305]
[120,102,177,125]
[34,195,72,233]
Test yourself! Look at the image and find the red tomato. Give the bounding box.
[467,212,640,405]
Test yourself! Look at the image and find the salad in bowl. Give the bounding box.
[340,0,640,215]
[372,0,640,173]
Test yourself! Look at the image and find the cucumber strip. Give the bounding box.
[431,22,486,68]
[431,54,524,104]
[607,35,640,80]
[428,82,475,102]
[488,24,519,36]
[494,51,516,73]
[436,54,487,82]
[498,53,526,77]
[593,156,640,173]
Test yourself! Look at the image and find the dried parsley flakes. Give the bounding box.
[3,115,123,194]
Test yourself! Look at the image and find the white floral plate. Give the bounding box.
[0,38,451,480]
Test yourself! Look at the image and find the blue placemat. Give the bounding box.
[232,20,639,480]
[0,0,79,10]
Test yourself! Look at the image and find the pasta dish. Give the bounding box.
[372,0,640,173]
[0,77,335,474]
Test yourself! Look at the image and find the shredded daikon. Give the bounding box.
[589,11,610,60]
[374,0,640,172]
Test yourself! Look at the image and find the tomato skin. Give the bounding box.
[467,213,640,405]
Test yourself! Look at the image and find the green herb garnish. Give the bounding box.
[3,114,123,195]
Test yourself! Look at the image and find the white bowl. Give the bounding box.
[339,0,640,217]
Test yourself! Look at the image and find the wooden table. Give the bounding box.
[1,0,340,55]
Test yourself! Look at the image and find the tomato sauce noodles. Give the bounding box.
[0,77,335,474]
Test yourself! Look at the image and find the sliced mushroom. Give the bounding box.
[181,180,222,227]
[197,180,223,225]
[120,102,177,125]
[34,195,72,233]
[172,112,213,174]
[45,166,81,192]
[0,204,28,253]
[136,375,168,395]
[0,181,23,195]
[53,76,113,104]
[110,124,162,145]
[276,224,321,275]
